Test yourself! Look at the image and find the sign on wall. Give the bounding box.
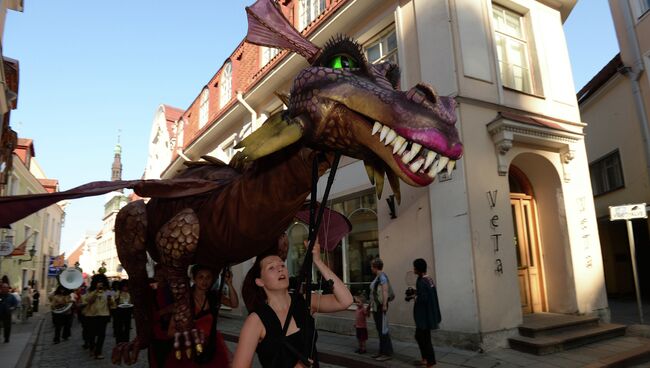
[609,203,648,221]
[0,241,13,256]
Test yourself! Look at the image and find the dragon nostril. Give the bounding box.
[414,83,437,104]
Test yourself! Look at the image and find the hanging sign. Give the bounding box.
[609,203,647,221]
[0,241,13,256]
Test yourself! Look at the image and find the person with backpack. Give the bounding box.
[368,257,394,361]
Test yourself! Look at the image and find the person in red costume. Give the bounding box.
[165,264,238,367]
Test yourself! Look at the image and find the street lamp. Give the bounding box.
[18,245,36,264]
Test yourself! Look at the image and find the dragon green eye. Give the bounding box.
[328,55,358,69]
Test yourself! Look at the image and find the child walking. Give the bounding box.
[354,294,369,354]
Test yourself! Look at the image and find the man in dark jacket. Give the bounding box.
[411,259,441,367]
[0,282,19,342]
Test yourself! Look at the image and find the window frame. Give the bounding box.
[589,149,625,197]
[363,26,398,66]
[299,0,326,31]
[220,61,232,108]
[491,3,537,95]
[261,46,281,67]
[199,88,209,128]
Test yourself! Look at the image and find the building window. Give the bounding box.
[365,27,398,65]
[299,0,326,30]
[220,61,232,108]
[590,150,625,196]
[285,191,378,298]
[222,140,237,161]
[199,89,209,128]
[492,4,534,94]
[636,0,650,18]
[261,47,280,66]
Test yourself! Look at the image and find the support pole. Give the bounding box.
[626,219,644,324]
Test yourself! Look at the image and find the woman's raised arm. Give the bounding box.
[308,240,353,313]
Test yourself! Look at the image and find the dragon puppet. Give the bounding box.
[0,0,462,365]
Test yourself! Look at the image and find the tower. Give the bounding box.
[111,134,122,182]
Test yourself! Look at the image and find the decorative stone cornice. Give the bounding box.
[487,114,583,179]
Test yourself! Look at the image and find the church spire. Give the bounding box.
[111,132,122,182]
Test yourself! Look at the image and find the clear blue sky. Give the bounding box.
[4,0,619,256]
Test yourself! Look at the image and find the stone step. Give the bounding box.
[519,314,601,337]
[509,323,627,355]
[583,342,650,368]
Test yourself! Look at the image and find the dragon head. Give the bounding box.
[237,0,463,201]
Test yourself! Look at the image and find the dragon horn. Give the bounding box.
[245,0,322,63]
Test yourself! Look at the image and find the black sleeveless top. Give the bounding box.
[254,293,319,368]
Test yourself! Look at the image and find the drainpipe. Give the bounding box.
[237,92,258,130]
[620,1,650,180]
[176,149,191,162]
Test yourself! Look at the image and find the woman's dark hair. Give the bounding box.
[242,252,278,313]
[89,273,109,292]
[371,257,384,270]
[413,258,427,274]
[191,264,214,279]
[55,285,68,295]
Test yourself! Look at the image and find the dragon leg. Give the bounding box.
[156,208,201,360]
[111,200,151,365]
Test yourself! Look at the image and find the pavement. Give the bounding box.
[3,299,650,367]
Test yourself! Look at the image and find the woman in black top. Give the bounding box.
[233,238,353,368]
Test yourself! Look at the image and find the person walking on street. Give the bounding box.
[0,282,18,342]
[409,258,441,367]
[20,287,32,321]
[369,257,394,361]
[32,289,40,313]
[83,273,114,359]
[49,285,73,344]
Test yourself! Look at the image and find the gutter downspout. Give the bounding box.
[176,149,191,162]
[237,92,258,130]
[620,1,650,179]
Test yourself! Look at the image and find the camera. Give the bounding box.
[405,287,416,302]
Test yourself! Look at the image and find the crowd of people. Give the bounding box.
[0,245,443,367]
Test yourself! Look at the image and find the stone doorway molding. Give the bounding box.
[487,111,583,182]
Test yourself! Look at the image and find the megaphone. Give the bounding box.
[58,267,84,290]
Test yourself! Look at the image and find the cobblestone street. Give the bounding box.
[28,314,344,368]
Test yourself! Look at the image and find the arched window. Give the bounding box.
[284,191,378,298]
[220,61,232,108]
[199,89,209,128]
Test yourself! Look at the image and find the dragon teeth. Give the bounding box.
[392,136,406,154]
[401,150,412,164]
[409,157,425,173]
[385,129,397,145]
[380,126,390,142]
[447,159,456,173]
[372,122,382,135]
[397,140,408,155]
[404,148,419,163]
[424,151,436,170]
[411,143,422,157]
[438,156,450,172]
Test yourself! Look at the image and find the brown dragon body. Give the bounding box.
[0,0,463,364]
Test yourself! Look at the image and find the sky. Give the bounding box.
[3,0,619,257]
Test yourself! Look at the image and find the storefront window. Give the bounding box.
[285,191,378,298]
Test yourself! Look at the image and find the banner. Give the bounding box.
[48,255,65,277]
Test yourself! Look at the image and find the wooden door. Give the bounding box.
[511,194,545,314]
